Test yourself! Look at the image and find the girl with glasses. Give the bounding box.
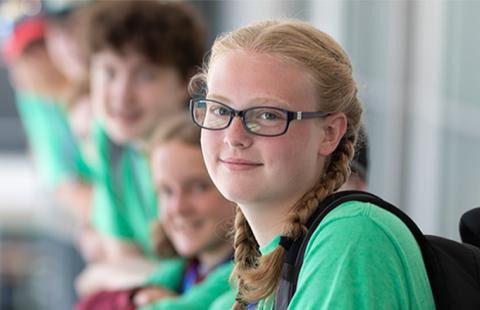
[190,20,435,310]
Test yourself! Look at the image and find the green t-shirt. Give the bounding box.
[144,258,187,291]
[209,289,236,310]
[92,125,158,258]
[15,91,93,187]
[139,260,234,310]
[255,201,436,310]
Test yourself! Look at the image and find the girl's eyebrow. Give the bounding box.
[250,97,290,108]
[206,93,231,103]
[206,94,291,109]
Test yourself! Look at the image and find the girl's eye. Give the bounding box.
[190,181,211,193]
[260,111,279,120]
[252,109,285,121]
[211,106,231,116]
[136,69,156,82]
[103,65,115,80]
[158,185,173,197]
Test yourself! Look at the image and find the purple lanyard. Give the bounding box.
[180,255,233,294]
[180,260,202,293]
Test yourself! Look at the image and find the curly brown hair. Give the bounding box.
[82,0,206,82]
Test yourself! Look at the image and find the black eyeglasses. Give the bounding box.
[190,98,331,137]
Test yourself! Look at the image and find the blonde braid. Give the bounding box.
[231,207,261,309]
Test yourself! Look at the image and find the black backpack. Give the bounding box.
[274,191,480,310]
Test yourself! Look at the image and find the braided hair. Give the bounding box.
[189,20,363,309]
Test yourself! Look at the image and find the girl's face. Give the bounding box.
[151,141,234,258]
[201,50,329,208]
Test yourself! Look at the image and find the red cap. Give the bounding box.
[2,17,46,63]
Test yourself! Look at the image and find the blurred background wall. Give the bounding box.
[0,0,479,308]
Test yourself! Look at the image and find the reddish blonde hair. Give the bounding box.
[189,20,363,309]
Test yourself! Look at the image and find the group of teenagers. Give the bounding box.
[3,0,437,309]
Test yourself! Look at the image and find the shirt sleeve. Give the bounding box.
[139,262,234,310]
[15,92,93,187]
[144,258,186,292]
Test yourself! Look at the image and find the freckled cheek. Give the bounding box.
[267,140,311,174]
[201,132,222,163]
[262,138,293,162]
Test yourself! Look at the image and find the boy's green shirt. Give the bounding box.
[92,124,158,258]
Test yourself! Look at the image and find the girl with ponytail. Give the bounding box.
[190,20,435,310]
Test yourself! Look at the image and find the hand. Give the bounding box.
[75,262,149,297]
[132,286,178,307]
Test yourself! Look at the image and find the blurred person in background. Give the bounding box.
[2,13,94,226]
[76,114,235,310]
[39,0,104,263]
[75,0,207,296]
[1,10,92,309]
[41,0,96,225]
[43,0,90,84]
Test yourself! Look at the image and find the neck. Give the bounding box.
[131,139,147,151]
[197,241,233,272]
[239,199,297,248]
[130,132,153,151]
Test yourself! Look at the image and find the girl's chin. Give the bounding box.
[175,246,198,258]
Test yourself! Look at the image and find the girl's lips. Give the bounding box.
[219,157,263,171]
[111,110,142,124]
[171,219,204,231]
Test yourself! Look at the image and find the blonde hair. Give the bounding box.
[189,20,363,308]
[148,112,202,258]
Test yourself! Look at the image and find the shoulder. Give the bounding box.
[309,200,418,253]
[303,200,425,274]
[290,201,435,309]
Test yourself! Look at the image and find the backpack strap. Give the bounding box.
[274,190,443,310]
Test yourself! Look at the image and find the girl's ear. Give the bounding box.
[318,112,348,157]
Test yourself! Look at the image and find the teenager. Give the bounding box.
[190,19,435,309]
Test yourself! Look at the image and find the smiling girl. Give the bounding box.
[190,20,435,310]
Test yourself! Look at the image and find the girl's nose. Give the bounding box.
[223,116,253,149]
